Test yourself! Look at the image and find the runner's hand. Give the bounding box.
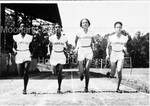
[123,50,129,57]
[74,47,78,54]
[47,52,50,56]
[8,60,12,66]
[122,47,128,57]
[106,55,110,60]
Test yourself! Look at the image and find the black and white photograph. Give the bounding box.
[0,1,149,106]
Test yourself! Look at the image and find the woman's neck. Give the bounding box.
[56,33,61,39]
[83,28,88,34]
[116,32,121,38]
[21,33,26,38]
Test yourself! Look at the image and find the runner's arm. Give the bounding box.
[12,41,17,54]
[29,37,34,55]
[91,36,96,51]
[8,53,12,66]
[123,43,128,56]
[65,40,69,49]
[48,42,52,56]
[74,35,79,52]
[106,40,111,59]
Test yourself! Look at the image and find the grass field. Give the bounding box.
[0,68,149,106]
[99,68,149,93]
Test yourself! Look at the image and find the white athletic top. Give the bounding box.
[77,28,94,47]
[13,33,33,51]
[49,34,67,52]
[108,34,128,51]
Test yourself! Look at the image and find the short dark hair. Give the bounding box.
[80,18,91,27]
[55,22,62,28]
[114,21,123,28]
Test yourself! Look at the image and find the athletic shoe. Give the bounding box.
[57,89,61,94]
[80,75,84,81]
[23,89,27,95]
[84,88,88,92]
[106,72,110,78]
[116,89,122,93]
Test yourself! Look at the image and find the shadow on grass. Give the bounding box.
[29,71,109,79]
[28,90,138,95]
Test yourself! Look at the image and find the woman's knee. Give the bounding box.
[17,64,23,77]
[110,62,116,76]
[78,61,84,68]
[86,59,92,64]
[86,59,91,67]
[79,61,83,65]
[117,59,124,70]
[57,64,63,72]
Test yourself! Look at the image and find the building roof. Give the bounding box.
[2,3,62,24]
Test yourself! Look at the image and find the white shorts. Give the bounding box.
[110,50,124,62]
[78,47,93,61]
[50,51,66,66]
[15,50,31,64]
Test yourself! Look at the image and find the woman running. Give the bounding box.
[49,23,69,93]
[106,21,128,93]
[74,18,95,92]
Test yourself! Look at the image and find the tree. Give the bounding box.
[128,31,149,68]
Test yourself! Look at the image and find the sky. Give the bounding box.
[58,2,149,45]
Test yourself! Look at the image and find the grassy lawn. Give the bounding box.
[98,68,149,93]
[120,68,149,93]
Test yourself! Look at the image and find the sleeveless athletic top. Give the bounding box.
[49,34,67,52]
[108,33,128,51]
[76,28,94,47]
[13,33,33,51]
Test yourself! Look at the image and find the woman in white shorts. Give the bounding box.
[13,22,33,94]
[106,21,128,93]
[75,18,95,92]
[49,23,68,93]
